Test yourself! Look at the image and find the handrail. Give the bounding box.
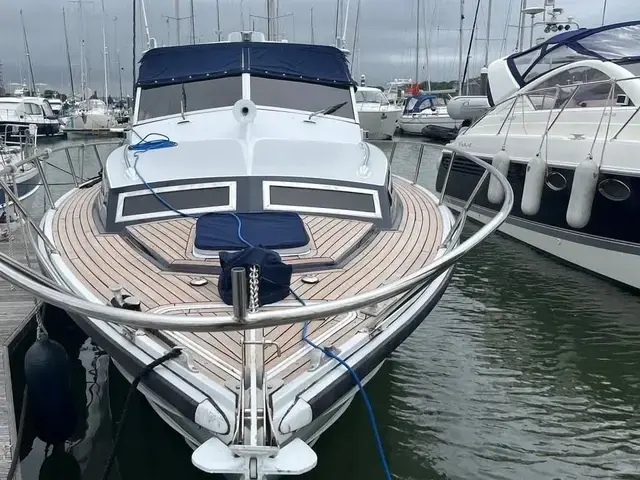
[0,142,514,332]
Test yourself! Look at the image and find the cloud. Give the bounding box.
[0,0,635,95]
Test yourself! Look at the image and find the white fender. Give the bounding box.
[487,149,510,204]
[566,155,599,229]
[521,153,546,216]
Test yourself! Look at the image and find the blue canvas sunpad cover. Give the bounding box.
[194,212,309,251]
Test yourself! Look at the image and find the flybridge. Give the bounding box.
[137,34,357,89]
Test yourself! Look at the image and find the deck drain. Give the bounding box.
[301,275,319,285]
[190,278,208,287]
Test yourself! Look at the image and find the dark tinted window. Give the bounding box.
[122,186,230,217]
[527,66,634,109]
[138,77,242,120]
[269,185,375,213]
[250,77,354,119]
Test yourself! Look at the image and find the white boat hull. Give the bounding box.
[449,199,640,290]
[358,109,401,139]
[65,112,117,130]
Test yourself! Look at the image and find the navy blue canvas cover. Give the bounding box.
[218,247,292,306]
[195,212,309,251]
[138,42,356,88]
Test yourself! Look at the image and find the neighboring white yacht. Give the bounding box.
[63,99,117,131]
[384,79,413,105]
[355,87,402,139]
[0,124,40,223]
[397,93,460,137]
[0,97,60,136]
[438,20,640,290]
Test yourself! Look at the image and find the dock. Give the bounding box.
[0,226,40,480]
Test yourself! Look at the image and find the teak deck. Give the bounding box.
[51,177,444,384]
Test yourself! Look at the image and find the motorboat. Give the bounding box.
[437,20,640,290]
[397,94,461,138]
[355,87,402,139]
[0,123,40,225]
[0,97,60,136]
[384,79,414,106]
[4,31,512,479]
[47,98,63,117]
[63,99,118,131]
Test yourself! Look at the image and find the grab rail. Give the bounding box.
[0,140,513,332]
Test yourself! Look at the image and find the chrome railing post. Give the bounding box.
[33,154,56,210]
[64,147,79,187]
[0,177,57,254]
[412,144,425,184]
[388,142,398,165]
[92,144,104,170]
[232,267,248,323]
[439,152,456,205]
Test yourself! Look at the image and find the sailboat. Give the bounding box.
[397,0,460,137]
[63,0,117,133]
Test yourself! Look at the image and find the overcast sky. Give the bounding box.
[0,0,634,96]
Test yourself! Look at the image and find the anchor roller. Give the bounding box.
[488,149,510,204]
[521,153,547,216]
[566,155,599,229]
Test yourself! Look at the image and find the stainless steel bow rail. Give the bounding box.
[0,139,514,332]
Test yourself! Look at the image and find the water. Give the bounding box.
[11,138,640,479]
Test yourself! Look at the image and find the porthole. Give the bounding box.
[598,178,630,202]
[545,171,567,191]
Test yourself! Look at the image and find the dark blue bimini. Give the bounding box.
[194,212,309,251]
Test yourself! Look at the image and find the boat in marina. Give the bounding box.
[0,97,60,136]
[397,93,461,138]
[355,86,402,139]
[0,31,512,479]
[437,20,640,291]
[0,124,40,225]
[63,99,118,132]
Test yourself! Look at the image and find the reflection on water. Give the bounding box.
[10,139,640,479]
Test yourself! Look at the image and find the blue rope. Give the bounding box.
[286,287,392,479]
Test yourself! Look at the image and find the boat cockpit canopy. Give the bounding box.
[403,94,446,114]
[507,20,640,88]
[136,41,358,121]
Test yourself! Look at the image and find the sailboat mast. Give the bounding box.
[457,0,465,94]
[78,0,87,100]
[483,0,492,67]
[189,0,196,44]
[63,8,76,100]
[19,10,37,96]
[415,0,420,88]
[216,0,221,41]
[310,6,315,44]
[175,0,181,46]
[101,0,109,103]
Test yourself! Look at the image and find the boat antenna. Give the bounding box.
[310,6,315,44]
[19,10,37,96]
[414,0,420,91]
[140,0,157,50]
[101,0,109,104]
[62,8,76,100]
[340,0,352,50]
[351,0,362,75]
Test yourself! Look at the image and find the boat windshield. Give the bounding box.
[137,75,355,121]
[41,100,55,117]
[355,90,389,105]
